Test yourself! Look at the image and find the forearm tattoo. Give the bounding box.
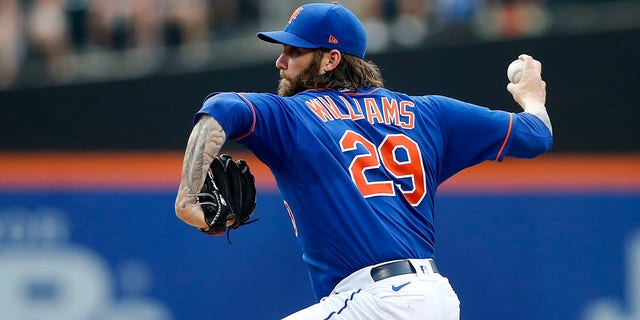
[182,116,226,196]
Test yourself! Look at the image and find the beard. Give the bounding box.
[277,56,322,97]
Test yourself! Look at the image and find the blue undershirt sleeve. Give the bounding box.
[507,112,554,158]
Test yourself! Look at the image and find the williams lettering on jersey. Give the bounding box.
[305,95,415,129]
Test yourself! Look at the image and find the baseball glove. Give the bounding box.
[191,154,257,241]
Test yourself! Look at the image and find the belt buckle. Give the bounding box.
[411,259,436,280]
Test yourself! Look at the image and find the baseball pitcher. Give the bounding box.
[175,2,553,319]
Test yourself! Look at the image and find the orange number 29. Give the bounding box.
[339,131,426,206]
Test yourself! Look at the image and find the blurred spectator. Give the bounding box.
[130,0,164,49]
[473,0,552,39]
[352,0,432,51]
[209,0,260,39]
[349,0,394,53]
[433,0,478,41]
[65,0,90,52]
[163,0,211,67]
[434,0,478,24]
[164,0,210,45]
[26,0,75,82]
[0,0,23,88]
[392,0,432,47]
[87,0,132,51]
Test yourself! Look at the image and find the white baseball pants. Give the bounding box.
[283,259,460,320]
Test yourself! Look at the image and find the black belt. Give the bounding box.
[370,259,438,282]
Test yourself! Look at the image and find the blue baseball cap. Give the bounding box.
[257,2,367,59]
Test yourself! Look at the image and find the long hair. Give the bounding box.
[304,50,384,91]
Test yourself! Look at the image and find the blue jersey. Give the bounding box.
[196,87,552,298]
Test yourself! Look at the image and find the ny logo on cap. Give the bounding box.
[288,7,303,24]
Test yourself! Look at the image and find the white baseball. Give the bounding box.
[507,59,524,84]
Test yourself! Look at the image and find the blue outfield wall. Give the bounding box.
[0,190,638,319]
[435,193,640,320]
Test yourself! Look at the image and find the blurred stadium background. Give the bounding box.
[0,0,639,319]
[1,0,639,88]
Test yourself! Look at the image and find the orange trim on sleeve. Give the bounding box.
[495,113,513,161]
[234,93,257,141]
